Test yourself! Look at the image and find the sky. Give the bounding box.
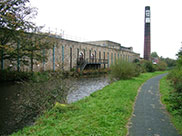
[30,0,182,59]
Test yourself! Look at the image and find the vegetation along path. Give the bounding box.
[128,73,180,136]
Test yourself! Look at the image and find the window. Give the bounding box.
[70,47,72,69]
[114,53,116,63]
[111,53,113,65]
[107,52,109,67]
[83,49,86,59]
[99,51,101,60]
[89,50,91,59]
[104,52,105,68]
[62,45,64,70]
[77,48,79,58]
[53,45,55,71]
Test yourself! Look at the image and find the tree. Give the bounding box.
[20,32,55,71]
[0,0,37,30]
[176,46,182,67]
[0,0,37,69]
[176,46,182,57]
[163,57,176,68]
[167,46,182,115]
[0,0,54,71]
[151,52,159,58]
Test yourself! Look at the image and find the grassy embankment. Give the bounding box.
[160,76,182,134]
[12,71,165,136]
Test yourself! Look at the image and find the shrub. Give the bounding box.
[167,67,182,115]
[0,70,56,82]
[167,67,182,93]
[168,92,182,114]
[110,59,140,80]
[0,70,31,81]
[165,47,182,115]
[8,71,67,134]
[156,61,167,71]
[30,72,51,83]
[140,60,155,72]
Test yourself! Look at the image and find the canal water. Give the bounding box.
[0,76,109,135]
[0,82,23,135]
[67,76,109,103]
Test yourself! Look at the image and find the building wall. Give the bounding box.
[1,38,140,72]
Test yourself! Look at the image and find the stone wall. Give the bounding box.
[1,37,140,72]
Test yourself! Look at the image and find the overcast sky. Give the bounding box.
[30,0,182,59]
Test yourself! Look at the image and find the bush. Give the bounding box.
[167,67,182,115]
[0,70,31,81]
[30,72,51,82]
[110,60,140,80]
[156,61,167,71]
[167,67,182,93]
[165,47,182,115]
[0,70,55,82]
[168,92,182,114]
[8,71,68,134]
[134,60,166,73]
[142,60,155,72]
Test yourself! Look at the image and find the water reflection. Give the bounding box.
[67,76,109,103]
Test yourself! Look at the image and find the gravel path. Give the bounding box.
[128,74,180,136]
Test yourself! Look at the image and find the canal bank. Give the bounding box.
[0,82,23,135]
[10,72,166,136]
[0,75,109,135]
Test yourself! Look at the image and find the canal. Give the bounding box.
[0,76,109,135]
[0,82,24,135]
[67,76,109,103]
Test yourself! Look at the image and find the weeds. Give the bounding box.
[167,67,182,115]
[160,76,182,134]
[110,60,139,80]
[0,70,31,81]
[4,71,68,135]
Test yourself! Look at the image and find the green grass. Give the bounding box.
[160,76,182,135]
[11,71,165,136]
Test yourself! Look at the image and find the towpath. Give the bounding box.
[128,74,180,136]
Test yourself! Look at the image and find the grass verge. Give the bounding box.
[11,71,165,136]
[160,76,182,134]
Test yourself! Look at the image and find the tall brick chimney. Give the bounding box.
[144,6,151,60]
